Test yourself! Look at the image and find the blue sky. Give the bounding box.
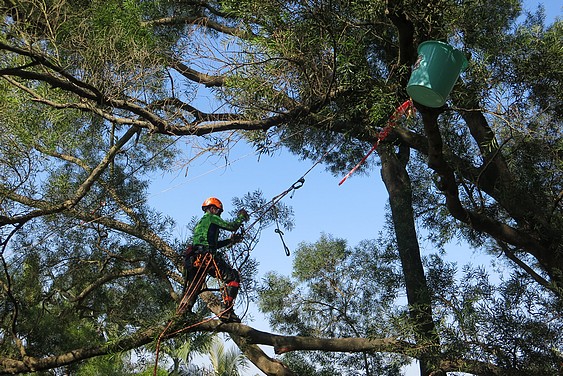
[146,2,561,374]
[149,141,388,278]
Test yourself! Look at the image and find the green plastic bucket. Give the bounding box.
[406,41,468,108]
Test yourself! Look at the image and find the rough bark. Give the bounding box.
[378,143,443,376]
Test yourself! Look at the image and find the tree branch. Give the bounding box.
[385,0,416,89]
[0,315,521,376]
[417,108,551,269]
[168,58,226,87]
[0,41,102,100]
[142,16,254,39]
[0,318,184,374]
[202,322,515,376]
[70,267,147,303]
[148,97,244,123]
[0,190,182,269]
[498,242,558,293]
[0,126,138,225]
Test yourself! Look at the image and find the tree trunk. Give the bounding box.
[378,144,443,376]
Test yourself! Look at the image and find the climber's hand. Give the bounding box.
[237,209,249,222]
[231,233,244,244]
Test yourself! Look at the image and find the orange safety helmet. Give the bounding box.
[202,197,223,211]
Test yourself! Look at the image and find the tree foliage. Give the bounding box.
[0,0,561,375]
[260,236,563,374]
[259,235,407,375]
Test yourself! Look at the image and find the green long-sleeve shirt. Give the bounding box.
[192,212,245,250]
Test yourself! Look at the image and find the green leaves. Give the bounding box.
[0,0,561,374]
[428,260,563,373]
[510,17,563,116]
[259,234,406,373]
[292,234,347,282]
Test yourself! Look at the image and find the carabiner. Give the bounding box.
[292,177,305,190]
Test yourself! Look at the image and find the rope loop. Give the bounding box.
[292,177,305,190]
[274,228,291,256]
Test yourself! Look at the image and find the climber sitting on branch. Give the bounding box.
[183,197,249,323]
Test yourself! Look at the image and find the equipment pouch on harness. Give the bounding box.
[188,246,212,268]
[193,253,205,268]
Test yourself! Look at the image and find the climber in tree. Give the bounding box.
[184,197,249,323]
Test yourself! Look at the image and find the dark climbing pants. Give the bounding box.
[183,247,240,312]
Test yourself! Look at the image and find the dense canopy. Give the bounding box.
[0,0,561,375]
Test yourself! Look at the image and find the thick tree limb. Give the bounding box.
[420,109,549,248]
[167,59,226,87]
[0,314,521,376]
[211,323,529,376]
[215,323,416,355]
[394,124,554,254]
[230,334,296,376]
[0,41,102,100]
[385,0,416,83]
[148,97,241,122]
[0,318,184,374]
[378,143,439,376]
[498,242,559,294]
[1,38,338,139]
[459,105,540,226]
[1,56,322,138]
[200,321,518,376]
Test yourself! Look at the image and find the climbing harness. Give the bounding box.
[339,99,415,185]
[181,250,235,313]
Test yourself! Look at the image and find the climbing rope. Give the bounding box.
[274,228,291,257]
[243,177,305,234]
[241,139,340,241]
[219,142,334,261]
[270,206,290,256]
[153,171,311,373]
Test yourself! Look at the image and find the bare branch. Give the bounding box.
[498,242,557,293]
[148,97,244,123]
[168,58,227,87]
[0,41,103,100]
